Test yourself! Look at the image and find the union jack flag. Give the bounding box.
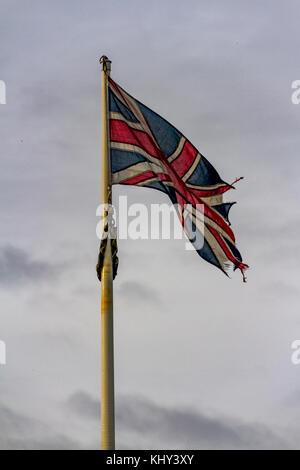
[108,77,248,281]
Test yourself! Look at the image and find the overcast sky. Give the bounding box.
[1,0,300,449]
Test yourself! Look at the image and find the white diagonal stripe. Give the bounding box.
[109,112,144,131]
[111,141,162,166]
[186,182,227,191]
[184,209,229,270]
[186,204,234,245]
[167,136,186,162]
[112,161,167,184]
[109,82,159,148]
[182,152,201,182]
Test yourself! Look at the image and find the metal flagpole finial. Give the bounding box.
[100,55,112,74]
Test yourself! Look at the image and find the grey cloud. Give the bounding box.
[0,245,63,286]
[284,391,300,409]
[67,390,100,420]
[261,281,300,298]
[116,396,291,450]
[0,402,79,450]
[117,281,161,305]
[66,391,293,450]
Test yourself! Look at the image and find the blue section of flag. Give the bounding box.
[111,149,147,173]
[213,202,236,224]
[109,93,138,122]
[186,155,223,187]
[137,101,182,157]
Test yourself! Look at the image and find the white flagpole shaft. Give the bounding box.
[100,55,115,451]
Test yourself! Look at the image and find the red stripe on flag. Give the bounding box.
[188,184,231,198]
[121,171,171,185]
[208,225,249,281]
[171,183,235,242]
[110,120,159,158]
[200,201,235,243]
[170,141,198,178]
[108,77,120,93]
[207,225,237,265]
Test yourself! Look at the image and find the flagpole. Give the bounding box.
[99,55,115,450]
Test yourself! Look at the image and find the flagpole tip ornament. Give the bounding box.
[100,55,112,74]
